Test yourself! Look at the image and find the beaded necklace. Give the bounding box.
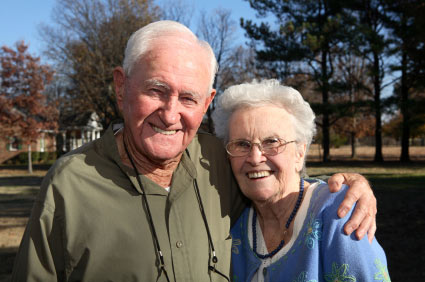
[252,178,304,259]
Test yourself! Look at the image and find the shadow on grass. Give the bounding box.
[0,176,44,187]
[0,199,36,218]
[0,164,52,171]
[369,175,425,281]
[0,175,41,279]
[0,249,16,281]
[307,160,425,168]
[0,177,42,218]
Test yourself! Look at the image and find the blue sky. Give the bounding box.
[0,0,261,62]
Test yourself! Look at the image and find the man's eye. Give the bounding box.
[146,88,162,96]
[181,96,197,103]
[150,88,162,93]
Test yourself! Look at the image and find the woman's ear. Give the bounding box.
[295,143,307,173]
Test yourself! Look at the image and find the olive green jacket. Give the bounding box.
[12,124,246,281]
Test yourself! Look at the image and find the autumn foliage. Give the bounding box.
[0,41,58,149]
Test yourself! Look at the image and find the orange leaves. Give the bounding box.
[0,41,58,143]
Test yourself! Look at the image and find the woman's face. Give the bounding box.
[228,105,306,204]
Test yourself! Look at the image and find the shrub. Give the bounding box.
[331,134,348,148]
[39,152,49,163]
[9,151,57,165]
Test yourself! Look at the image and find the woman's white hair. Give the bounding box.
[212,79,316,149]
[123,20,218,91]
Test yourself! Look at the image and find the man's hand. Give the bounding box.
[328,173,377,243]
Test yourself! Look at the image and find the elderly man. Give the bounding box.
[12,21,376,282]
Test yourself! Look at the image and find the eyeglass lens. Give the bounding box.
[227,138,293,156]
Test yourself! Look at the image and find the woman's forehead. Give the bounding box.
[229,106,296,138]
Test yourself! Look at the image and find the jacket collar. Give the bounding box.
[98,122,197,197]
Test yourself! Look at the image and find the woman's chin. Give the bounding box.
[249,192,279,205]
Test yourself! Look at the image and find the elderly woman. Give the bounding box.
[212,80,390,282]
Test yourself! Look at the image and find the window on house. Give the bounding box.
[8,137,20,151]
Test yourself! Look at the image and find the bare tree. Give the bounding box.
[159,0,194,27]
[218,46,268,89]
[333,53,375,158]
[39,0,160,128]
[197,8,239,131]
[198,8,238,93]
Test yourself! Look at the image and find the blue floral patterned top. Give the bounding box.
[231,183,390,282]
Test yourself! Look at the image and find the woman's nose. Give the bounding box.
[245,144,266,165]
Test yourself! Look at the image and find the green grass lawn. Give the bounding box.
[307,161,425,281]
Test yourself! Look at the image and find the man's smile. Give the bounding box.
[152,124,178,135]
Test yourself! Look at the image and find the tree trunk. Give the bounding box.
[350,132,357,159]
[27,144,33,174]
[400,51,410,162]
[373,52,383,162]
[321,51,330,162]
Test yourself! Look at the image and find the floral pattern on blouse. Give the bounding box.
[292,271,318,282]
[304,212,322,249]
[374,258,391,282]
[232,238,241,254]
[324,262,356,282]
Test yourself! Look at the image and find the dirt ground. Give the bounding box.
[0,175,42,281]
[306,144,425,161]
[0,145,424,280]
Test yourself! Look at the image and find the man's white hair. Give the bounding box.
[123,20,218,91]
[212,79,316,149]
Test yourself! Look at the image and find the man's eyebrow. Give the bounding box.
[181,90,202,100]
[145,79,171,91]
[145,79,203,99]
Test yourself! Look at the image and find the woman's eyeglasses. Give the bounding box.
[226,137,296,157]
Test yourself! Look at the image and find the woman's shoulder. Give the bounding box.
[309,183,350,220]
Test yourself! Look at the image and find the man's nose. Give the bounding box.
[160,97,180,125]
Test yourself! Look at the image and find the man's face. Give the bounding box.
[115,36,215,164]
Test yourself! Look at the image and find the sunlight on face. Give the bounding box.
[117,35,215,163]
[228,105,306,204]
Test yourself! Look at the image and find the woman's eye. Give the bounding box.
[235,140,251,148]
[262,138,280,147]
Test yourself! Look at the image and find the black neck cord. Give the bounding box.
[186,150,218,263]
[185,150,229,282]
[123,141,170,282]
[123,141,229,281]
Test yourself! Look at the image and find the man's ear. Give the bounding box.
[113,67,126,112]
[204,88,216,112]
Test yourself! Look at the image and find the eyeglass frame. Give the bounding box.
[225,137,296,157]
